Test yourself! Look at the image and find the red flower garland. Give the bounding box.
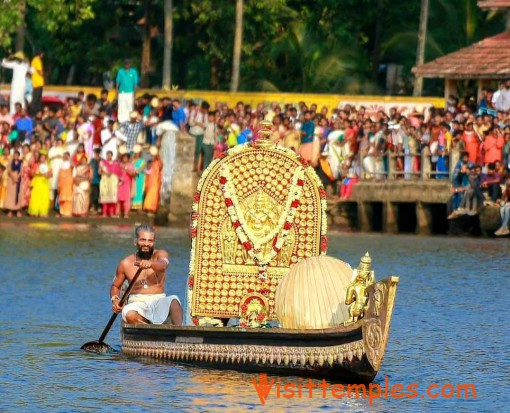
[321,236,328,252]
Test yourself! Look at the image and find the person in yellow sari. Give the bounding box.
[57,152,74,217]
[143,146,162,214]
[28,153,52,217]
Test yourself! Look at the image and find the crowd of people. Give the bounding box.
[0,56,173,218]
[184,91,510,237]
[0,109,165,218]
[0,88,170,218]
[0,51,509,233]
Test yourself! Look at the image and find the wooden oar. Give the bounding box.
[81,266,143,353]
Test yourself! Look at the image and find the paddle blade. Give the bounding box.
[81,341,115,353]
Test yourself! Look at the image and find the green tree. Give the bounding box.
[252,22,372,93]
[0,0,96,49]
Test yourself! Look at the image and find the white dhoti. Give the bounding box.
[118,92,134,123]
[122,293,180,324]
[10,84,26,114]
[157,121,179,203]
[362,155,376,178]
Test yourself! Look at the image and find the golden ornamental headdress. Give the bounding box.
[255,120,274,148]
[357,252,372,274]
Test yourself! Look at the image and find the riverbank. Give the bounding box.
[1,202,507,238]
[0,211,153,227]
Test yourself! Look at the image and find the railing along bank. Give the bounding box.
[358,148,461,181]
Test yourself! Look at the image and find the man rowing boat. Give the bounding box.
[111,224,183,325]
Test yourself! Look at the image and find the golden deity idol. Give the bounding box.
[345,252,376,322]
[241,189,280,240]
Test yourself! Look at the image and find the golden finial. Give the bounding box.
[254,120,275,148]
[357,252,372,276]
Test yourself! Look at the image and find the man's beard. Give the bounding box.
[137,246,154,260]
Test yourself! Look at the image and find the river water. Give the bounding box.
[0,223,507,412]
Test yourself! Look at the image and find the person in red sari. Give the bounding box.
[72,143,88,167]
[461,122,480,164]
[117,153,135,218]
[483,127,504,165]
[143,146,163,214]
[99,150,120,217]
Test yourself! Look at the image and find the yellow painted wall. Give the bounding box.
[26,85,445,110]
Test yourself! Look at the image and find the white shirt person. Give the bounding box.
[1,52,32,114]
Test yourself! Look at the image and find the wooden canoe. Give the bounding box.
[121,276,398,383]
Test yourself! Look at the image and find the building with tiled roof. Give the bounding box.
[413,32,510,79]
[413,1,510,99]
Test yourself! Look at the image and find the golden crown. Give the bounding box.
[357,252,372,273]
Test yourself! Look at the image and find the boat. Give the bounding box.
[121,121,399,383]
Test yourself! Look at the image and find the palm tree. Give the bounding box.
[15,0,26,52]
[256,22,372,93]
[230,0,243,92]
[162,0,173,89]
[413,0,429,96]
[140,0,152,88]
